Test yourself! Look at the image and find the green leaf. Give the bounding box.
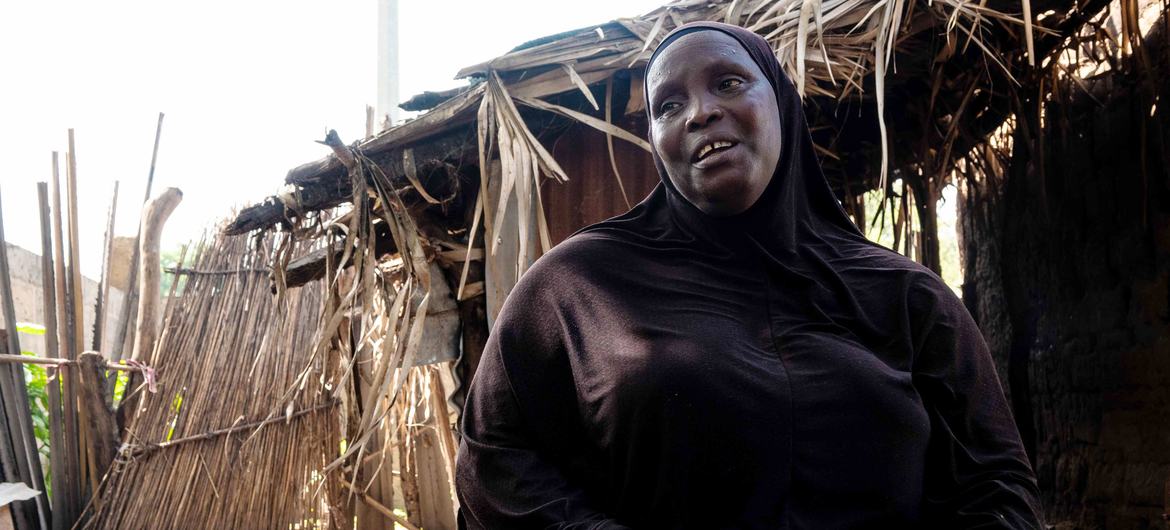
[16,322,46,336]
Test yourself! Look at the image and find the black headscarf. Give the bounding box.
[456,21,1043,529]
[642,22,865,256]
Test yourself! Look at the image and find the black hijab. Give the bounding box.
[640,22,865,256]
[456,21,1043,530]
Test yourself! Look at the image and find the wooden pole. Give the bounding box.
[129,188,181,366]
[65,131,84,358]
[48,153,80,524]
[110,112,163,364]
[37,183,72,530]
[365,105,375,139]
[118,188,181,428]
[0,355,146,372]
[75,353,118,487]
[92,181,118,353]
[0,184,51,530]
[64,130,95,498]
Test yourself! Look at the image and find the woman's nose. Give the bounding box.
[686,98,723,131]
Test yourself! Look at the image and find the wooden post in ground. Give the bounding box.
[74,353,118,485]
[118,188,181,429]
[129,188,181,367]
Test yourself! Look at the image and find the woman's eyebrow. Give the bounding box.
[648,77,683,106]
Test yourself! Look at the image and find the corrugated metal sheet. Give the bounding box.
[541,117,659,244]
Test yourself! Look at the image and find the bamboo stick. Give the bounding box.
[37,182,71,530]
[49,152,81,525]
[110,112,164,365]
[92,182,119,353]
[125,400,336,459]
[0,184,51,530]
[64,129,95,499]
[65,130,84,359]
[0,354,146,372]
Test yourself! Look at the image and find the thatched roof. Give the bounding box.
[223,0,1125,276]
[225,0,1046,232]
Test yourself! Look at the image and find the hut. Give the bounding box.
[69,0,1170,528]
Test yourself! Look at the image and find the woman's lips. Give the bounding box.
[692,142,740,169]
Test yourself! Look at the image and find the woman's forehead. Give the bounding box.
[647,30,757,91]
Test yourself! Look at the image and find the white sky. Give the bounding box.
[0,0,666,278]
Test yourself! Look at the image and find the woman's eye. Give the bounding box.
[659,101,680,114]
[719,78,744,90]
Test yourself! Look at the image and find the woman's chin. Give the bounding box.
[690,181,754,216]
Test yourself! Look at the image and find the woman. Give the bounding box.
[456,22,1043,529]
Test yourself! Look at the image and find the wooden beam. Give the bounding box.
[225,129,473,237]
[280,84,484,188]
[280,222,398,289]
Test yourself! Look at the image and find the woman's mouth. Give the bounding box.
[693,140,739,167]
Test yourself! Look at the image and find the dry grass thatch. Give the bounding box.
[246,0,1037,277]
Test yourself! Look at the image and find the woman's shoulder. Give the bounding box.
[836,240,969,322]
[500,231,633,309]
[524,231,637,282]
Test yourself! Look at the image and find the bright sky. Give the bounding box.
[0,0,666,278]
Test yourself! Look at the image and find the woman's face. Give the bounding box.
[647,31,782,216]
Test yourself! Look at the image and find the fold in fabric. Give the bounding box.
[456,21,1043,529]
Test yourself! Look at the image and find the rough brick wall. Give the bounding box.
[0,243,125,356]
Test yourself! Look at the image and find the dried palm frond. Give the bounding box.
[449,0,1036,213]
[483,73,565,273]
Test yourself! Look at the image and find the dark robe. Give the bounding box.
[456,22,1043,530]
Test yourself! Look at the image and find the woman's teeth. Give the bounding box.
[698,141,734,160]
